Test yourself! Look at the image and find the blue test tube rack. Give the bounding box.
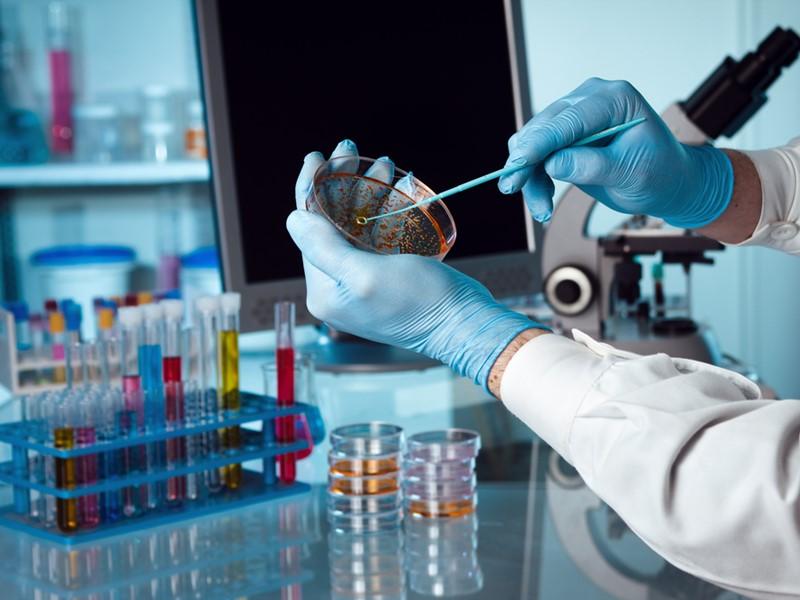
[0,391,324,545]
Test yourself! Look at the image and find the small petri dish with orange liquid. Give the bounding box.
[328,450,401,477]
[329,471,401,496]
[404,494,478,519]
[307,156,456,260]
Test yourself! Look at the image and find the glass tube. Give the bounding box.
[275,301,296,484]
[219,293,241,489]
[195,296,222,493]
[54,400,78,532]
[162,299,186,505]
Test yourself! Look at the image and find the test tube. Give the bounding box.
[65,341,85,388]
[140,302,165,509]
[75,391,100,528]
[117,306,145,517]
[162,299,186,505]
[64,302,82,344]
[49,311,67,384]
[8,301,32,352]
[195,296,222,493]
[275,301,297,484]
[97,307,119,382]
[97,388,123,523]
[219,292,242,489]
[54,399,78,532]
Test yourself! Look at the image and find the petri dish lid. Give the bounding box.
[405,429,481,462]
[403,458,475,481]
[330,422,404,456]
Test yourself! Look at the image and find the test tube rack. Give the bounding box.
[0,306,68,394]
[0,391,324,545]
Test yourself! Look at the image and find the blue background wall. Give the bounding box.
[522,0,800,398]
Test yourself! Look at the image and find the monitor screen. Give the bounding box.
[211,0,531,286]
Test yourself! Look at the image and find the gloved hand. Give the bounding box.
[288,139,543,389]
[497,78,734,228]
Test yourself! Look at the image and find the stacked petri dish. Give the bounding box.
[405,512,483,596]
[327,422,404,533]
[403,429,481,519]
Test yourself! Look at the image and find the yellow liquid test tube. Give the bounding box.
[54,427,79,532]
[219,293,242,489]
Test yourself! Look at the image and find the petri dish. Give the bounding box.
[329,450,401,476]
[307,155,456,260]
[409,569,484,597]
[405,429,481,462]
[327,490,402,515]
[404,494,478,519]
[330,422,404,457]
[328,508,403,534]
[329,472,401,496]
[403,458,475,482]
[403,475,477,500]
[328,528,403,557]
[329,552,405,576]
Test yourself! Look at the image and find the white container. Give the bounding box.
[180,246,221,324]
[31,245,135,339]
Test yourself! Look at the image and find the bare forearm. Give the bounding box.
[488,328,550,398]
[696,149,762,244]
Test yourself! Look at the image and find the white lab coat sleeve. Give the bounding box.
[736,137,800,255]
[500,330,800,599]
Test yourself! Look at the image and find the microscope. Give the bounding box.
[541,27,800,365]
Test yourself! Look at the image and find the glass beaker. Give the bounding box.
[307,155,456,259]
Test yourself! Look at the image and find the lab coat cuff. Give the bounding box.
[499,332,613,462]
[735,143,800,254]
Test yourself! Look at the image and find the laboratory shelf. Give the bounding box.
[0,160,209,188]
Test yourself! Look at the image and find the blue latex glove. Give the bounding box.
[288,139,543,390]
[497,78,734,228]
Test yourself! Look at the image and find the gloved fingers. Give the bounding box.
[500,99,572,194]
[287,209,371,281]
[328,139,359,174]
[367,170,417,252]
[543,147,616,187]
[499,94,622,194]
[295,151,325,210]
[506,99,573,154]
[355,155,395,208]
[520,164,555,222]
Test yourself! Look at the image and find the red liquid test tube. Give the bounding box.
[275,302,296,484]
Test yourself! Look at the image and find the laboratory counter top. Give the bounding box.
[0,354,746,599]
[0,458,743,599]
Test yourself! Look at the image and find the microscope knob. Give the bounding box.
[544,265,595,316]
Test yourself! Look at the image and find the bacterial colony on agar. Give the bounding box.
[310,172,452,259]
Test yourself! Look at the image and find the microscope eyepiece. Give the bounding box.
[682,26,800,139]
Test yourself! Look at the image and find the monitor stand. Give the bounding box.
[300,325,440,374]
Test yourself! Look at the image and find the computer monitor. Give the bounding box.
[194,0,541,334]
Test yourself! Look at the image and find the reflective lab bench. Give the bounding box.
[0,347,747,599]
